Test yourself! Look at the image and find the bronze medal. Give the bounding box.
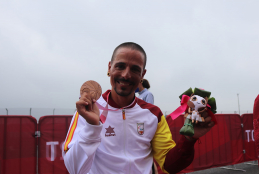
[80,80,102,101]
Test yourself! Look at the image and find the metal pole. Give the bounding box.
[5,108,8,115]
[237,93,240,115]
[30,108,32,115]
[53,108,55,115]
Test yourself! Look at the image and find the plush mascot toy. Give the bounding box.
[186,95,208,123]
[169,88,217,137]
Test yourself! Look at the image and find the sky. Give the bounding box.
[0,1,258,118]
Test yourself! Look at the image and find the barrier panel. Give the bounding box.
[0,115,37,174]
[241,114,257,162]
[158,114,244,173]
[253,95,259,165]
[38,115,72,174]
[0,113,256,173]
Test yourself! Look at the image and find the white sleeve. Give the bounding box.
[63,112,103,174]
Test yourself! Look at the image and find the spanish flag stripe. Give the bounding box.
[64,112,79,152]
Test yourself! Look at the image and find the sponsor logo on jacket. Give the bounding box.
[105,125,116,137]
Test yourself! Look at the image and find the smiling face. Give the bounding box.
[108,47,146,98]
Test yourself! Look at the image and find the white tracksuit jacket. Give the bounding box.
[63,90,176,174]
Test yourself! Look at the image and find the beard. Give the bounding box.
[113,77,136,96]
[114,86,134,96]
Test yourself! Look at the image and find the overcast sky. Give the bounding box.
[0,1,258,116]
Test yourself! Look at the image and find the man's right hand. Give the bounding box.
[76,92,100,125]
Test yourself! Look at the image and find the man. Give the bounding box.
[63,42,215,174]
[137,79,154,104]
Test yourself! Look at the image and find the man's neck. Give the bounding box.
[110,90,135,108]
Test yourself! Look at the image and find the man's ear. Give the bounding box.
[108,61,111,72]
[141,69,146,79]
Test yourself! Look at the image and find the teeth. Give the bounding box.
[118,81,129,85]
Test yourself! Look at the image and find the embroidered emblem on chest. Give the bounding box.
[137,123,144,135]
[105,125,116,137]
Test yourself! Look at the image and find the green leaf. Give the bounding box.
[179,87,193,99]
[193,88,211,98]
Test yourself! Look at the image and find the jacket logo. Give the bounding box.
[105,125,116,137]
[137,123,144,135]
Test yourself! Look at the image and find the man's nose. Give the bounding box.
[121,67,131,79]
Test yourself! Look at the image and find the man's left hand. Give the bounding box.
[186,111,215,140]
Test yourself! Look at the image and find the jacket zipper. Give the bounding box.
[122,109,131,173]
[122,109,126,120]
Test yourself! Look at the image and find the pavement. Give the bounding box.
[189,161,259,174]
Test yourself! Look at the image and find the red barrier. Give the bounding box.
[159,114,244,173]
[241,114,257,162]
[0,113,256,173]
[0,115,37,174]
[253,95,259,164]
[38,115,72,174]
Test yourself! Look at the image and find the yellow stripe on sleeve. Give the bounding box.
[64,112,79,152]
[151,115,176,174]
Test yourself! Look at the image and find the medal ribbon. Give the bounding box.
[96,91,136,123]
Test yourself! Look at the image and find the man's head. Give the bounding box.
[108,42,147,98]
[111,42,147,70]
